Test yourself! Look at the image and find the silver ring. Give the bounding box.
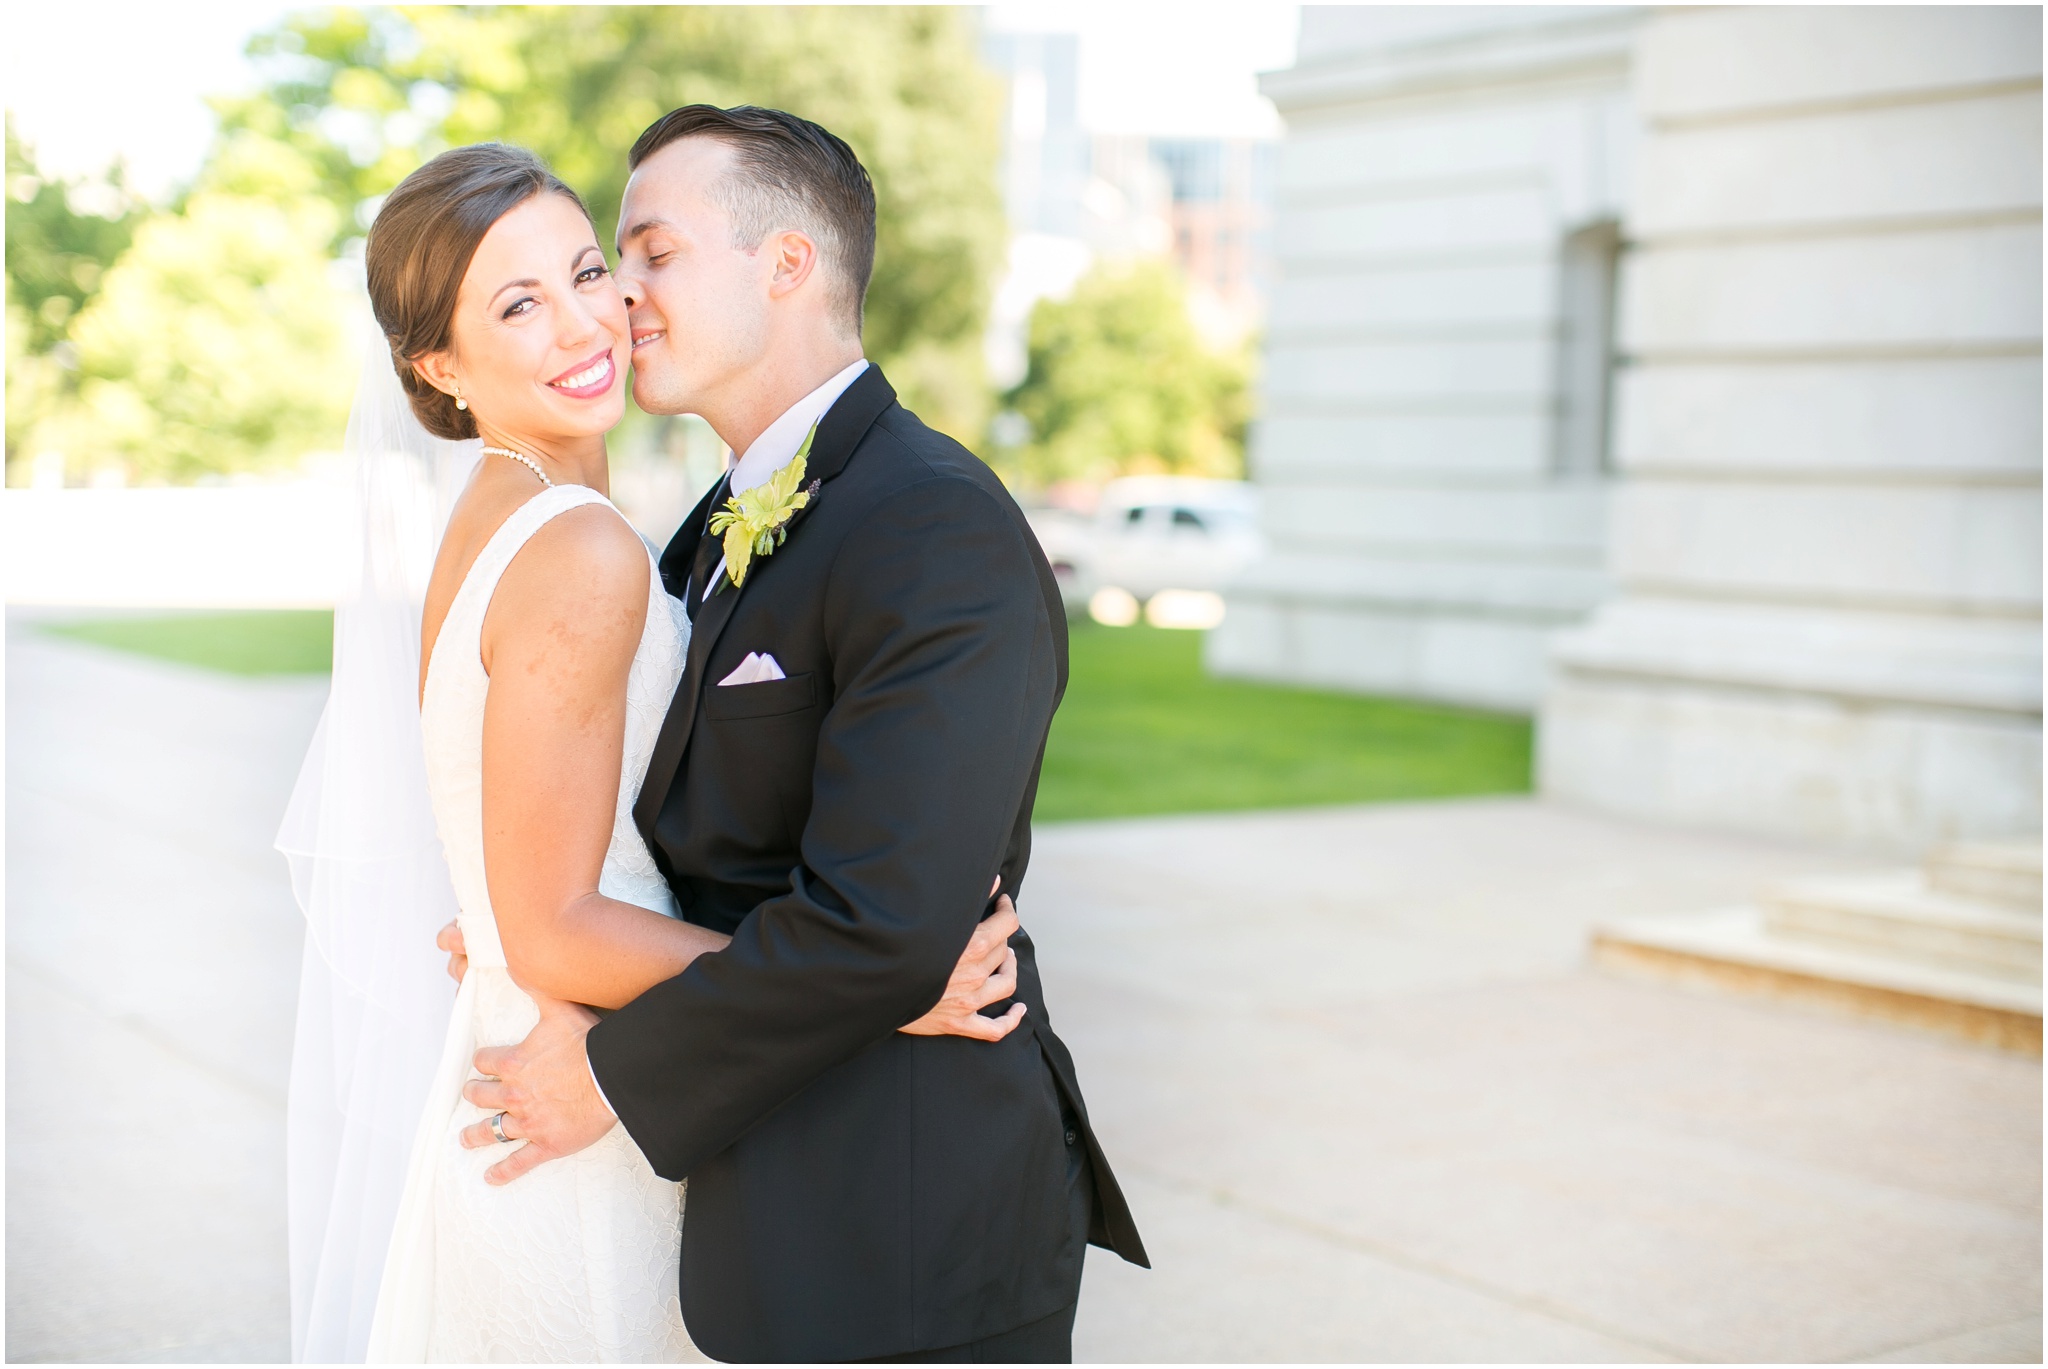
[489,1112,513,1145]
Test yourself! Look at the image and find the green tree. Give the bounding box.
[7,7,1007,483]
[6,118,155,480]
[6,280,67,473]
[4,116,147,355]
[59,133,355,482]
[220,5,1007,438]
[1004,260,1253,487]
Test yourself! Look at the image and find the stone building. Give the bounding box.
[1208,8,1637,712]
[1215,6,2042,852]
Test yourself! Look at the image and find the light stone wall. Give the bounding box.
[1540,6,2043,852]
[1207,9,1639,711]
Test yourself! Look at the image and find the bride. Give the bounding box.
[279,143,1027,1362]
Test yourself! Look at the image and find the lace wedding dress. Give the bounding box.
[365,483,701,1363]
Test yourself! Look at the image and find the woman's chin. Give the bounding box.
[542,396,627,437]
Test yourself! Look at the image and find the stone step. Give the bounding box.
[1925,840,2042,911]
[1762,872,2042,982]
[1593,906,2043,1054]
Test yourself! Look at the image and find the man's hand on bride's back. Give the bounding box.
[898,894,1028,1043]
[459,995,615,1186]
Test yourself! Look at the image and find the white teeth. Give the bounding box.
[553,356,611,390]
[632,332,663,349]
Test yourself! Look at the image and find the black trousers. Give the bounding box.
[859,1110,1094,1364]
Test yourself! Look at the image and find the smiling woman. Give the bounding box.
[279,139,709,1362]
[365,144,625,451]
[313,128,896,1362]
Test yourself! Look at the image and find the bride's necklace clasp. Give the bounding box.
[483,445,552,487]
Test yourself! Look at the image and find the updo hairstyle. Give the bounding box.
[366,144,591,440]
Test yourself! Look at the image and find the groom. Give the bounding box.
[467,106,1148,1361]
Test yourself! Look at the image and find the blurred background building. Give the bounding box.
[981,29,1277,389]
[1212,5,2043,852]
[1144,136,1277,344]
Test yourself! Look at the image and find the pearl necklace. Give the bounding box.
[482,445,552,486]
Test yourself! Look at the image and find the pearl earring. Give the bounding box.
[454,389,468,411]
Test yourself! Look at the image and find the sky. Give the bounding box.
[5,0,296,198]
[983,2,1300,138]
[5,2,1301,200]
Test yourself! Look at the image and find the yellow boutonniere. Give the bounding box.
[706,421,819,590]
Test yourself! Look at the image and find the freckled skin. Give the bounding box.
[416,193,733,1012]
[407,185,1022,1072]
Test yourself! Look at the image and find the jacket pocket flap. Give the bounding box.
[704,670,817,721]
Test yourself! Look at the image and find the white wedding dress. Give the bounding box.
[365,483,702,1363]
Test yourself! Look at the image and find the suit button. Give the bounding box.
[1064,1128,1078,1146]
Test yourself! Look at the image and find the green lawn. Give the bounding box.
[1035,622,1532,822]
[40,611,1533,820]
[44,610,335,676]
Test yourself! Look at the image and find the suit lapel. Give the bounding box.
[633,562,746,840]
[683,517,726,623]
[803,363,895,484]
[660,475,726,601]
[632,365,900,847]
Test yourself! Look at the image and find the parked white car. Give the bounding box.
[1025,476,1265,626]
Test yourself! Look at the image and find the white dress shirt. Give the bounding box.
[701,357,870,600]
[590,357,870,1115]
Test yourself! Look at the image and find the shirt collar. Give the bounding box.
[727,358,869,496]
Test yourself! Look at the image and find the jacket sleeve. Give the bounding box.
[585,473,1056,1179]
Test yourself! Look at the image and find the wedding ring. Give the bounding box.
[489,1112,513,1145]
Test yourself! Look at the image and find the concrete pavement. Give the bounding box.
[6,612,2040,1361]
[7,616,322,1361]
[1030,805,2041,1362]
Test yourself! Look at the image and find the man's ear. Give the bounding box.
[765,229,821,301]
[412,350,461,399]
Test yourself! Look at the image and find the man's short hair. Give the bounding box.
[630,105,876,339]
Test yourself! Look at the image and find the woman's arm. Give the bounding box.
[480,505,727,1009]
[472,504,1031,1034]
[437,896,1028,1036]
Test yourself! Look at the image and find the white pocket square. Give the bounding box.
[717,652,788,686]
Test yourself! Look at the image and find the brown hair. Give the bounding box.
[366,144,590,440]
[629,105,876,339]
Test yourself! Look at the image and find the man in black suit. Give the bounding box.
[473,105,1147,1362]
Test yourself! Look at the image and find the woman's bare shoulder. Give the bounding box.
[489,499,651,644]
[519,500,648,586]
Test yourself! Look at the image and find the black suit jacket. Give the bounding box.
[587,366,1148,1362]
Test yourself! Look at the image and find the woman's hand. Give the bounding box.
[438,920,468,983]
[446,886,1028,1042]
[899,894,1028,1043]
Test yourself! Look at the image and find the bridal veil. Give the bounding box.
[276,333,478,1362]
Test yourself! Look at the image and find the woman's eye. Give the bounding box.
[576,265,609,285]
[502,297,537,320]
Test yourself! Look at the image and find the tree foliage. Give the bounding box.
[60,133,356,482]
[8,7,1007,483]
[222,5,1007,434]
[1004,260,1252,487]
[4,117,147,356]
[6,283,66,468]
[5,118,153,477]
